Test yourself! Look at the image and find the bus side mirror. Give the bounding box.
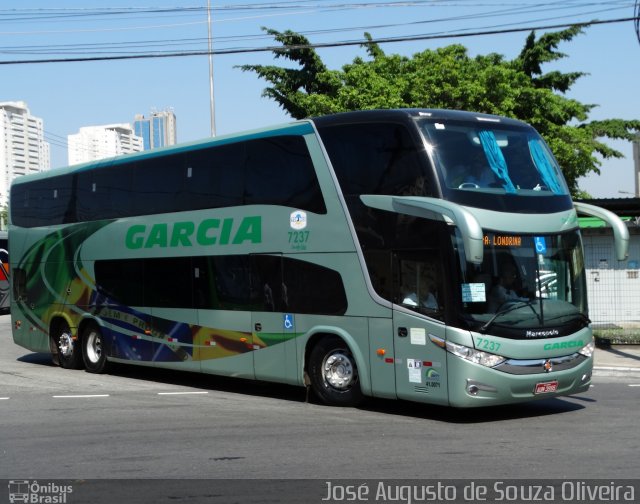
[574,202,629,261]
[360,195,484,265]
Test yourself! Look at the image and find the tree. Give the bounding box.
[0,205,7,231]
[240,27,640,196]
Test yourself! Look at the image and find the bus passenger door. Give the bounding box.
[392,252,449,405]
[392,311,448,405]
[251,254,289,383]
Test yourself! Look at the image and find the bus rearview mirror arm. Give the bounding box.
[360,195,484,265]
[574,202,629,261]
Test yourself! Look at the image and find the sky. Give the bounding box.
[1,0,639,198]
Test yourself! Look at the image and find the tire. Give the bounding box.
[82,323,108,374]
[54,321,83,369]
[308,337,363,407]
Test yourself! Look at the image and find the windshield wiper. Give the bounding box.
[480,300,538,333]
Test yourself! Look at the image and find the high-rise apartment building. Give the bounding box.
[133,109,177,150]
[0,101,50,207]
[67,124,143,166]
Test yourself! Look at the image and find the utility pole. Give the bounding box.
[207,0,216,137]
[633,134,639,196]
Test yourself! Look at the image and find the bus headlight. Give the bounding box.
[578,340,596,358]
[445,340,506,368]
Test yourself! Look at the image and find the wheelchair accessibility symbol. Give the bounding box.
[534,236,547,254]
[283,313,294,331]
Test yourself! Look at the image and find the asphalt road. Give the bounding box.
[1,313,639,502]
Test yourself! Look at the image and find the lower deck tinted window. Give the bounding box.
[95,255,347,315]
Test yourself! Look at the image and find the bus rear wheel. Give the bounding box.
[82,323,108,374]
[308,337,363,407]
[54,321,83,369]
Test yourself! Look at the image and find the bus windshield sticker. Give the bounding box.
[462,283,486,303]
[534,236,547,254]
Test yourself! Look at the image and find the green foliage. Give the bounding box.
[239,26,640,196]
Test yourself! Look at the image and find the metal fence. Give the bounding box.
[583,226,640,342]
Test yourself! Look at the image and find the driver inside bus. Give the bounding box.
[399,266,439,312]
[488,262,529,312]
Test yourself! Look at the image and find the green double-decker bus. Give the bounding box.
[9,109,628,407]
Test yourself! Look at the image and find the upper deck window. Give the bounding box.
[318,122,435,198]
[11,134,326,228]
[418,118,570,198]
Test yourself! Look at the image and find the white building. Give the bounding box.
[67,124,143,165]
[0,101,51,207]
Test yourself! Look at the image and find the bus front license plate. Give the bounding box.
[534,380,559,394]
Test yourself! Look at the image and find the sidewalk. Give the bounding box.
[593,345,640,378]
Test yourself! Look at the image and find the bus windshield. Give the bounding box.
[417,117,570,198]
[457,230,588,339]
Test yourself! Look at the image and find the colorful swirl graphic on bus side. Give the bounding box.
[15,224,296,364]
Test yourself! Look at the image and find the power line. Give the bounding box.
[0,4,631,55]
[0,16,637,65]
[0,2,634,57]
[0,2,633,34]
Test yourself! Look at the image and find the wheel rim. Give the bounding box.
[85,330,102,364]
[322,350,356,391]
[58,331,74,358]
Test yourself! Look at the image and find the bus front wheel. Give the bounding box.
[308,337,363,407]
[82,323,108,374]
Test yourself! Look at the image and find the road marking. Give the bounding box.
[52,394,110,399]
[593,366,638,372]
[0,397,9,400]
[157,391,209,396]
[628,384,640,387]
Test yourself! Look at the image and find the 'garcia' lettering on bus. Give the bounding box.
[543,340,583,351]
[125,216,262,249]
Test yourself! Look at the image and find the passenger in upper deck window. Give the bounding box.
[448,151,499,189]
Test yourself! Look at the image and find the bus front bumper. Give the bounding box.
[445,353,593,408]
